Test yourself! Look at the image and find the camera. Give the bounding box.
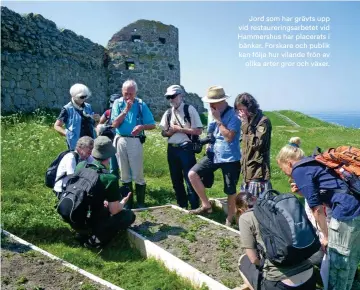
[181,134,215,154]
[198,135,215,146]
[139,134,146,144]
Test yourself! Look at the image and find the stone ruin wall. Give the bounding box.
[1,7,205,118]
[1,6,108,113]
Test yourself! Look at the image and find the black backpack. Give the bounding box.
[45,150,79,188]
[100,125,116,141]
[56,163,104,227]
[253,189,320,267]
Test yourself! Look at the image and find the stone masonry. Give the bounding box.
[1,7,205,118]
[1,6,108,113]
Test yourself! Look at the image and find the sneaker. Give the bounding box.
[83,235,102,249]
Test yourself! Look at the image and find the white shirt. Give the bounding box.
[53,152,94,193]
[159,103,203,144]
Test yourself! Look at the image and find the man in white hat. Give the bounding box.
[159,85,203,209]
[188,86,241,226]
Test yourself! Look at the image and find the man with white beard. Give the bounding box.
[159,85,203,210]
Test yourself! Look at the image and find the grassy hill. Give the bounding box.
[2,110,360,289]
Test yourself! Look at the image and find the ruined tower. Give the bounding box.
[107,20,180,118]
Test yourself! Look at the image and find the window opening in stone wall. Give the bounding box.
[159,37,166,44]
[126,61,136,70]
[131,35,141,42]
[168,64,174,70]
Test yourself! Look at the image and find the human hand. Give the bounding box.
[238,111,248,123]
[125,99,133,113]
[131,125,143,136]
[320,237,328,253]
[93,113,101,122]
[171,125,182,133]
[104,200,109,208]
[120,192,132,205]
[210,107,221,122]
[290,183,299,193]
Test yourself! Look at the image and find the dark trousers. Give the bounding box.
[167,145,199,209]
[239,255,316,290]
[88,207,136,244]
[308,248,324,267]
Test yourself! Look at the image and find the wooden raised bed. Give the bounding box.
[127,205,244,290]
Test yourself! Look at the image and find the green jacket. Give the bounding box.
[241,110,272,183]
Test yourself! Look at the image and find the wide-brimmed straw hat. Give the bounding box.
[201,86,230,103]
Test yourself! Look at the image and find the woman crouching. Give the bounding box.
[276,137,360,290]
[236,191,316,290]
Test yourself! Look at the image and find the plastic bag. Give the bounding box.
[320,253,330,290]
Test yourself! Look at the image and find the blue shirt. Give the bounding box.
[111,97,155,136]
[292,160,360,221]
[208,106,241,164]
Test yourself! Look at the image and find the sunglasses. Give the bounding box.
[79,95,87,100]
[166,94,178,100]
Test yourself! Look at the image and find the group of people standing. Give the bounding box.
[52,80,359,290]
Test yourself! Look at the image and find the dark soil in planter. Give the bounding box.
[131,206,243,289]
[1,235,112,290]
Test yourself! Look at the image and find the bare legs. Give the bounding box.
[188,170,212,211]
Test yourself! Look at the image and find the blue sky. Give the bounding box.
[3,1,360,112]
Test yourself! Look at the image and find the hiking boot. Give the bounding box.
[83,235,102,249]
[135,183,146,208]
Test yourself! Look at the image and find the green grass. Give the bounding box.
[263,111,292,126]
[277,110,335,128]
[1,109,360,289]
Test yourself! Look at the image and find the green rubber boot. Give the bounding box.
[135,183,146,208]
[122,182,134,209]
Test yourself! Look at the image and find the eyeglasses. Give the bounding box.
[79,95,87,99]
[166,94,178,100]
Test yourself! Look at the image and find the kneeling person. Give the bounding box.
[53,136,94,199]
[76,136,136,248]
[237,192,316,290]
